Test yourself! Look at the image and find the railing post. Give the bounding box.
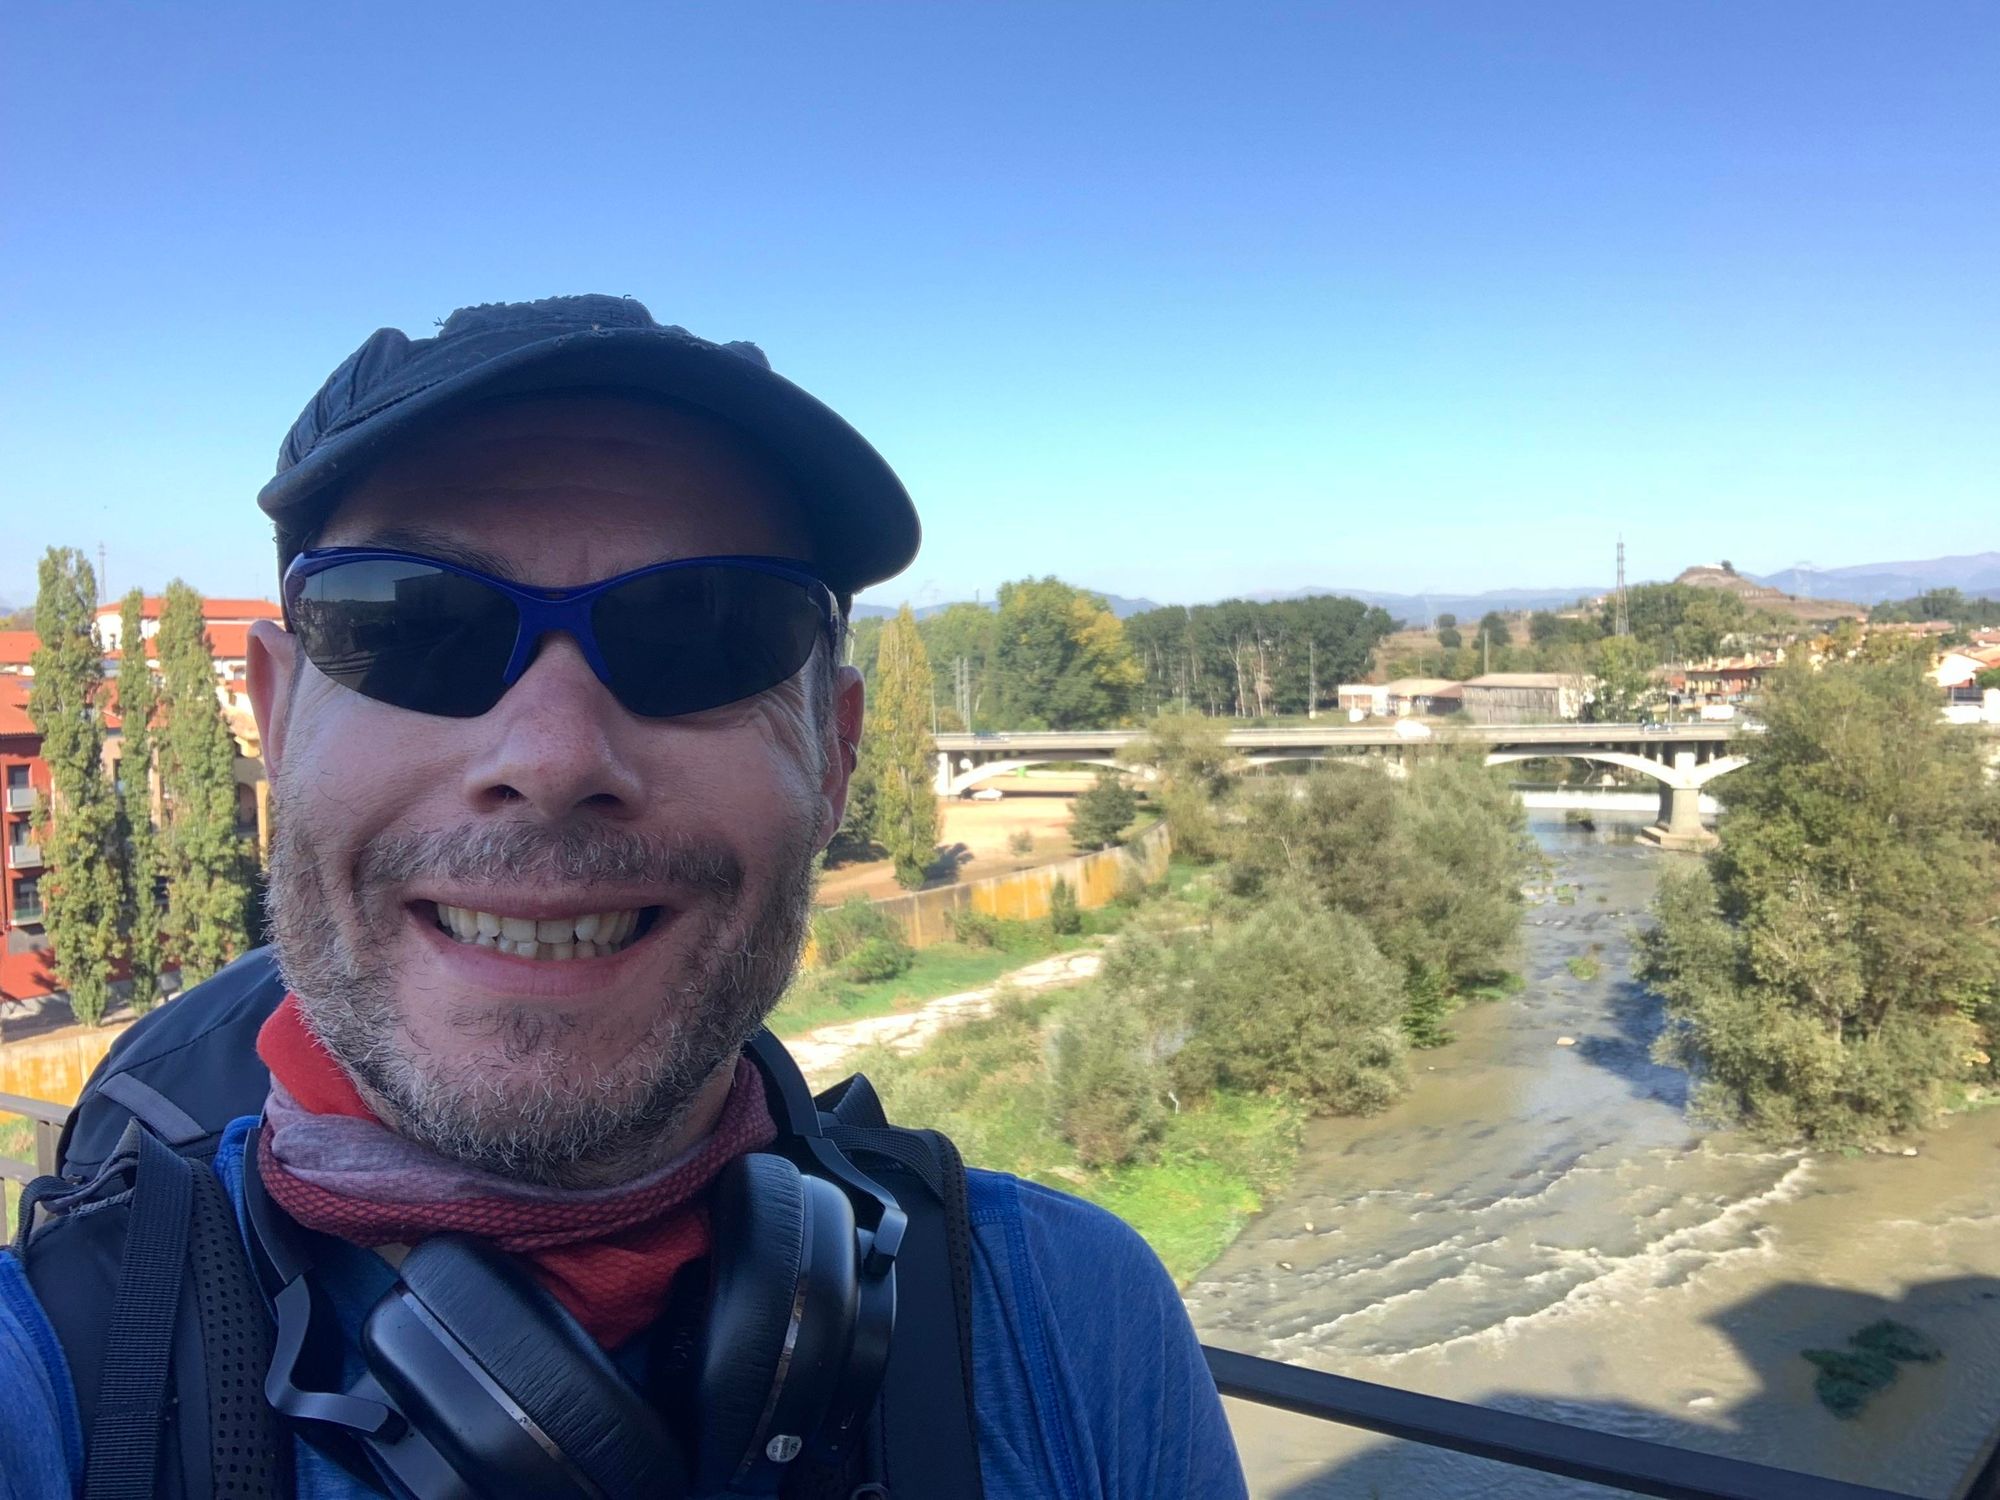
[33,1117,61,1179]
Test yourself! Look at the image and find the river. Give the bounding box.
[1187,813,2000,1498]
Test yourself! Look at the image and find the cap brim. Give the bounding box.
[257,327,918,595]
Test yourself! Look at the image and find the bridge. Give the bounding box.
[935,722,1751,848]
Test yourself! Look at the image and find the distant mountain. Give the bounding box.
[1751,552,2000,607]
[1239,584,1607,623]
[853,589,1162,622]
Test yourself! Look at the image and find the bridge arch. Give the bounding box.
[944,756,1124,798]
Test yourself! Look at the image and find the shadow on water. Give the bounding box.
[1568,974,1690,1113]
[1264,1274,2000,1499]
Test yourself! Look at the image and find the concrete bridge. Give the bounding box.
[935,723,1751,849]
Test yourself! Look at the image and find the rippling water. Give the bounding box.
[1190,816,2000,1498]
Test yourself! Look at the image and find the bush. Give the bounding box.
[1402,960,1454,1048]
[812,898,912,978]
[1006,829,1035,855]
[1069,771,1138,851]
[1048,877,1082,936]
[949,907,1004,947]
[842,936,913,984]
[1052,992,1166,1168]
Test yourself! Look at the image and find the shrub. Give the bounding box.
[1068,771,1138,851]
[1402,960,1454,1048]
[1052,992,1166,1168]
[1006,829,1035,855]
[1048,877,1082,936]
[949,907,1004,947]
[812,898,912,975]
[842,936,913,984]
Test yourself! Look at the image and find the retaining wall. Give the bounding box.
[0,1019,130,1110]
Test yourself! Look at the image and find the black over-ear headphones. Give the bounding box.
[242,1030,905,1500]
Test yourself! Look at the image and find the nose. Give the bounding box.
[459,633,647,819]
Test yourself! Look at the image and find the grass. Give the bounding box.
[0,1114,32,1240]
[1565,955,1603,982]
[850,984,1301,1283]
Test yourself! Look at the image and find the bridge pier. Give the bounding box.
[1639,750,1717,850]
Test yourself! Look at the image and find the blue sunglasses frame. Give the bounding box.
[283,546,839,712]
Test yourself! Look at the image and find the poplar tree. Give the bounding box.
[157,581,252,984]
[26,549,122,1025]
[867,606,941,889]
[116,589,165,1012]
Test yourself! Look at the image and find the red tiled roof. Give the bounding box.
[94,596,280,622]
[0,631,38,668]
[0,677,34,737]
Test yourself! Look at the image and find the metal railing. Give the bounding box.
[1203,1345,1945,1500]
[7,843,42,869]
[9,904,45,926]
[4,787,37,813]
[0,1091,65,1186]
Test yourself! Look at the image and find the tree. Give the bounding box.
[992,578,1142,729]
[1586,634,1657,722]
[116,589,165,1013]
[1436,626,1462,651]
[865,606,940,889]
[1477,611,1512,650]
[1123,712,1233,860]
[1068,769,1137,851]
[26,549,123,1025]
[156,581,254,984]
[1639,656,2000,1143]
[918,602,998,733]
[1435,613,1458,630]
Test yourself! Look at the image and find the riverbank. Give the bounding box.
[1190,815,2000,1499]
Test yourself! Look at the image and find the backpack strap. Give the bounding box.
[81,1126,193,1500]
[817,1087,986,1500]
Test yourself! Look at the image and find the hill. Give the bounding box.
[1753,552,2000,606]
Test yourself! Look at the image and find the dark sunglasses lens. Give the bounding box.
[591,567,824,717]
[289,559,517,717]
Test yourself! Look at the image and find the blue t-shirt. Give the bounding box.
[0,1118,1245,1499]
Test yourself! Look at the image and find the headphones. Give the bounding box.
[242,1030,905,1500]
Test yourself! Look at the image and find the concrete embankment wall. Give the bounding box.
[822,821,1172,954]
[0,1020,130,1111]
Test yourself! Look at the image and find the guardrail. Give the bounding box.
[1203,1345,1947,1500]
[0,1091,65,1185]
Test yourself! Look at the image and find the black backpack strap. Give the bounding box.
[83,1126,193,1500]
[178,1158,286,1499]
[822,1118,985,1500]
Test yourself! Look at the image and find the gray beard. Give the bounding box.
[265,790,816,1188]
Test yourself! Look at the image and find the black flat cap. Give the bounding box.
[258,295,919,595]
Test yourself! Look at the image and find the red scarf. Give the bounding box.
[254,995,775,1348]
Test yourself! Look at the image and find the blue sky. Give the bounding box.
[3,3,1994,613]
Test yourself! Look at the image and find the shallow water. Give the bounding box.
[1189,816,2000,1498]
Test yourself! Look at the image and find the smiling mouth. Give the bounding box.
[426,902,662,960]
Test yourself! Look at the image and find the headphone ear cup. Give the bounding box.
[699,1153,860,1495]
[385,1233,690,1500]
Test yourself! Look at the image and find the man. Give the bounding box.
[0,296,1245,1499]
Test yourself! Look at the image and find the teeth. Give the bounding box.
[433,905,648,961]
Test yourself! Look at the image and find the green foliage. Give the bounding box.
[1871,588,2000,629]
[1436,626,1462,650]
[1585,634,1658,722]
[1640,656,2000,1144]
[1977,666,2000,692]
[1802,1319,1942,1419]
[1068,769,1137,851]
[948,907,1004,947]
[1434,612,1457,630]
[812,897,912,969]
[1401,960,1454,1048]
[1565,954,1602,981]
[115,590,164,1013]
[864,607,940,890]
[1047,877,1082,936]
[1005,828,1034,855]
[842,936,913,984]
[992,578,1142,729]
[1158,897,1411,1115]
[1124,712,1233,861]
[26,548,123,1025]
[156,582,253,984]
[1052,991,1167,1168]
[1122,594,1391,720]
[1476,611,1512,649]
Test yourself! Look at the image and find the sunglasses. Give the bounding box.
[282,548,838,719]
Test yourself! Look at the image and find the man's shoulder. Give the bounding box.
[963,1167,1165,1275]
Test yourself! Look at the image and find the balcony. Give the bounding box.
[9,904,43,927]
[4,787,37,813]
[7,843,41,869]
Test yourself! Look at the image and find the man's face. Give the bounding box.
[248,393,862,1187]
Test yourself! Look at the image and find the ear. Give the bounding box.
[815,665,866,852]
[247,619,298,777]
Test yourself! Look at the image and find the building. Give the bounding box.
[1335,678,1464,718]
[1459,673,1583,724]
[94,596,280,655]
[1667,655,1778,712]
[1935,645,2000,705]
[0,632,39,677]
[1,678,54,1002]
